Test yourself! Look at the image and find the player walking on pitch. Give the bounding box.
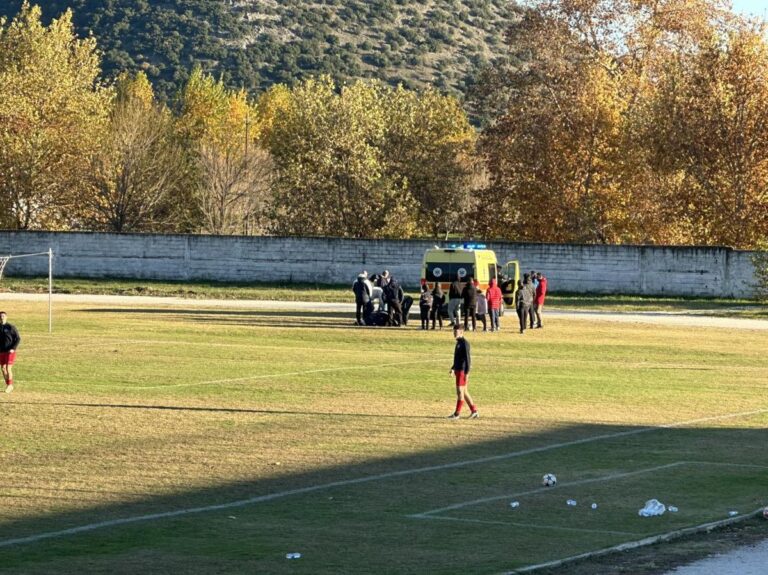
[0,311,21,393]
[448,326,478,419]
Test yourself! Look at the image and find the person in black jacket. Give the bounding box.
[0,311,21,394]
[448,326,478,419]
[352,273,372,326]
[383,277,403,326]
[447,278,462,327]
[461,277,478,332]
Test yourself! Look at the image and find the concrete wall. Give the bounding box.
[0,231,757,298]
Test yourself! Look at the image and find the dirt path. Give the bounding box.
[2,292,768,331]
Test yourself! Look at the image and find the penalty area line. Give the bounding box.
[408,462,685,518]
[1,407,767,549]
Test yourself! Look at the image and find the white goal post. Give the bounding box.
[0,248,53,333]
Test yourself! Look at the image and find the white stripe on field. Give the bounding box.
[409,462,685,518]
[131,358,447,389]
[0,407,766,548]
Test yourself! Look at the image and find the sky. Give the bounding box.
[731,0,767,16]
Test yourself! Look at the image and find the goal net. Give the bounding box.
[0,249,54,332]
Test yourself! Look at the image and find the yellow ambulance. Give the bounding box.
[421,244,520,312]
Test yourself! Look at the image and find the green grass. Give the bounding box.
[0,300,766,574]
[3,275,768,317]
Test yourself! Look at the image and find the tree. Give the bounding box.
[381,85,478,239]
[647,22,768,248]
[0,2,111,229]
[177,68,274,234]
[195,144,273,235]
[471,0,740,244]
[260,76,417,238]
[86,72,186,232]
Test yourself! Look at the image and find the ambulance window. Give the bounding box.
[426,263,449,282]
[488,263,497,282]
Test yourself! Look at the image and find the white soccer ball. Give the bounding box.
[542,473,557,487]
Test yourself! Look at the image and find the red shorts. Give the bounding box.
[454,371,467,387]
[0,351,16,366]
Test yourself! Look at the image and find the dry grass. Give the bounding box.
[0,300,766,574]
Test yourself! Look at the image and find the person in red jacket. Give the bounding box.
[534,272,548,328]
[486,277,503,332]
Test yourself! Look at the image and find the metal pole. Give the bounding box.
[48,248,52,333]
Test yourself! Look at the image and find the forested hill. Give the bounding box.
[1,0,513,99]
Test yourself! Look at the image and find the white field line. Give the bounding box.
[1,407,767,549]
[17,358,446,390]
[132,358,446,390]
[419,515,640,537]
[410,460,768,518]
[408,462,685,518]
[501,508,768,575]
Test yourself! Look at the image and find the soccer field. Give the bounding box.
[0,299,766,574]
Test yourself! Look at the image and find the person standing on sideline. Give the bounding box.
[486,277,503,332]
[534,272,548,328]
[475,286,488,332]
[523,274,536,329]
[448,326,478,419]
[516,279,532,334]
[0,311,21,393]
[448,276,462,327]
[419,283,433,330]
[430,283,445,330]
[462,276,478,332]
[352,273,372,326]
[384,276,403,326]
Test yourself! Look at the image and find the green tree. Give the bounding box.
[0,2,111,229]
[260,76,417,238]
[382,85,478,238]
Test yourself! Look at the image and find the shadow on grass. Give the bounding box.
[79,308,419,330]
[11,401,443,420]
[0,415,766,575]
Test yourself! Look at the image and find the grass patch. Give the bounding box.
[0,300,766,573]
[3,276,768,317]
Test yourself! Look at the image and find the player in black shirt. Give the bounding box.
[448,326,478,419]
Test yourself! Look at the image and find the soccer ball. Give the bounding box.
[542,473,557,487]
[762,506,768,520]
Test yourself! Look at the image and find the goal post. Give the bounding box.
[0,248,54,333]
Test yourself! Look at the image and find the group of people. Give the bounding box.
[352,270,414,327]
[353,268,549,335]
[513,271,548,334]
[418,275,504,332]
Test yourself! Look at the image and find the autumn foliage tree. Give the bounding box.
[87,72,186,232]
[0,1,111,229]
[473,0,768,249]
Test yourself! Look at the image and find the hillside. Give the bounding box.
[1,0,515,99]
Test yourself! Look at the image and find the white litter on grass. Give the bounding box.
[729,510,740,517]
[638,499,666,517]
[566,499,577,506]
[591,503,598,510]
[668,505,678,513]
[285,553,302,560]
[509,501,520,508]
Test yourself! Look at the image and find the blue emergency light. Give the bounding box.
[448,243,487,250]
